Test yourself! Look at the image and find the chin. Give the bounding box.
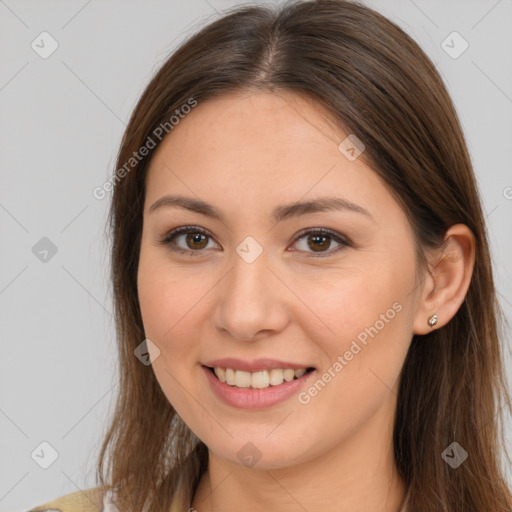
[204,429,316,471]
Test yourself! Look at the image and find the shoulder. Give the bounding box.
[26,485,112,512]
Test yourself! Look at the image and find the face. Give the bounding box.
[137,90,422,470]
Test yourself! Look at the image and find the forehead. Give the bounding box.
[144,90,393,224]
[156,91,343,151]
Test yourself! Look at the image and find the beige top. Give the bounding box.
[26,486,110,512]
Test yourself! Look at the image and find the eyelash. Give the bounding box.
[158,225,351,258]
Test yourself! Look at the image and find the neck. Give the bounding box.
[191,404,407,512]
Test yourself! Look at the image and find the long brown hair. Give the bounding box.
[96,1,512,510]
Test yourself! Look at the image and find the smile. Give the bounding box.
[202,358,317,408]
[210,366,313,389]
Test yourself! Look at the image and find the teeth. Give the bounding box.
[225,368,236,386]
[294,368,306,378]
[214,367,226,382]
[269,368,284,386]
[235,370,251,388]
[283,369,295,382]
[251,370,269,389]
[212,367,310,389]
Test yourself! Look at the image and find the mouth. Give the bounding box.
[203,365,315,389]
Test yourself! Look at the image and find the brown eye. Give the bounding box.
[160,226,218,256]
[292,229,350,256]
[159,226,350,258]
[307,233,332,252]
[184,232,208,250]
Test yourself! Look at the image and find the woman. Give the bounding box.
[28,0,512,511]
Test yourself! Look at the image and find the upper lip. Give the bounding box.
[203,358,314,373]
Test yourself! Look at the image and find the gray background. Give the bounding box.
[1,1,511,511]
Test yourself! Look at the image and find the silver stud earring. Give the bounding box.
[427,314,438,327]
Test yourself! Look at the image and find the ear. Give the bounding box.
[413,223,476,335]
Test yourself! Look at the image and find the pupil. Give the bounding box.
[188,233,207,249]
[308,234,330,252]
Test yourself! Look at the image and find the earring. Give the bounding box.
[427,314,438,327]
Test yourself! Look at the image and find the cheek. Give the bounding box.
[294,251,414,409]
[137,257,208,425]
[295,296,410,451]
[137,251,216,395]
[138,269,169,341]
[138,250,196,341]
[296,260,412,351]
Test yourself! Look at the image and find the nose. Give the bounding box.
[212,247,290,342]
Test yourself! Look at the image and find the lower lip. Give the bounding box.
[203,366,315,409]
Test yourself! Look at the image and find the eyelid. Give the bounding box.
[290,227,351,257]
[158,225,351,257]
[158,225,216,256]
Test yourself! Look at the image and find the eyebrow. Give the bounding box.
[148,194,374,223]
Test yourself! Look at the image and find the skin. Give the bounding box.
[137,90,475,512]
